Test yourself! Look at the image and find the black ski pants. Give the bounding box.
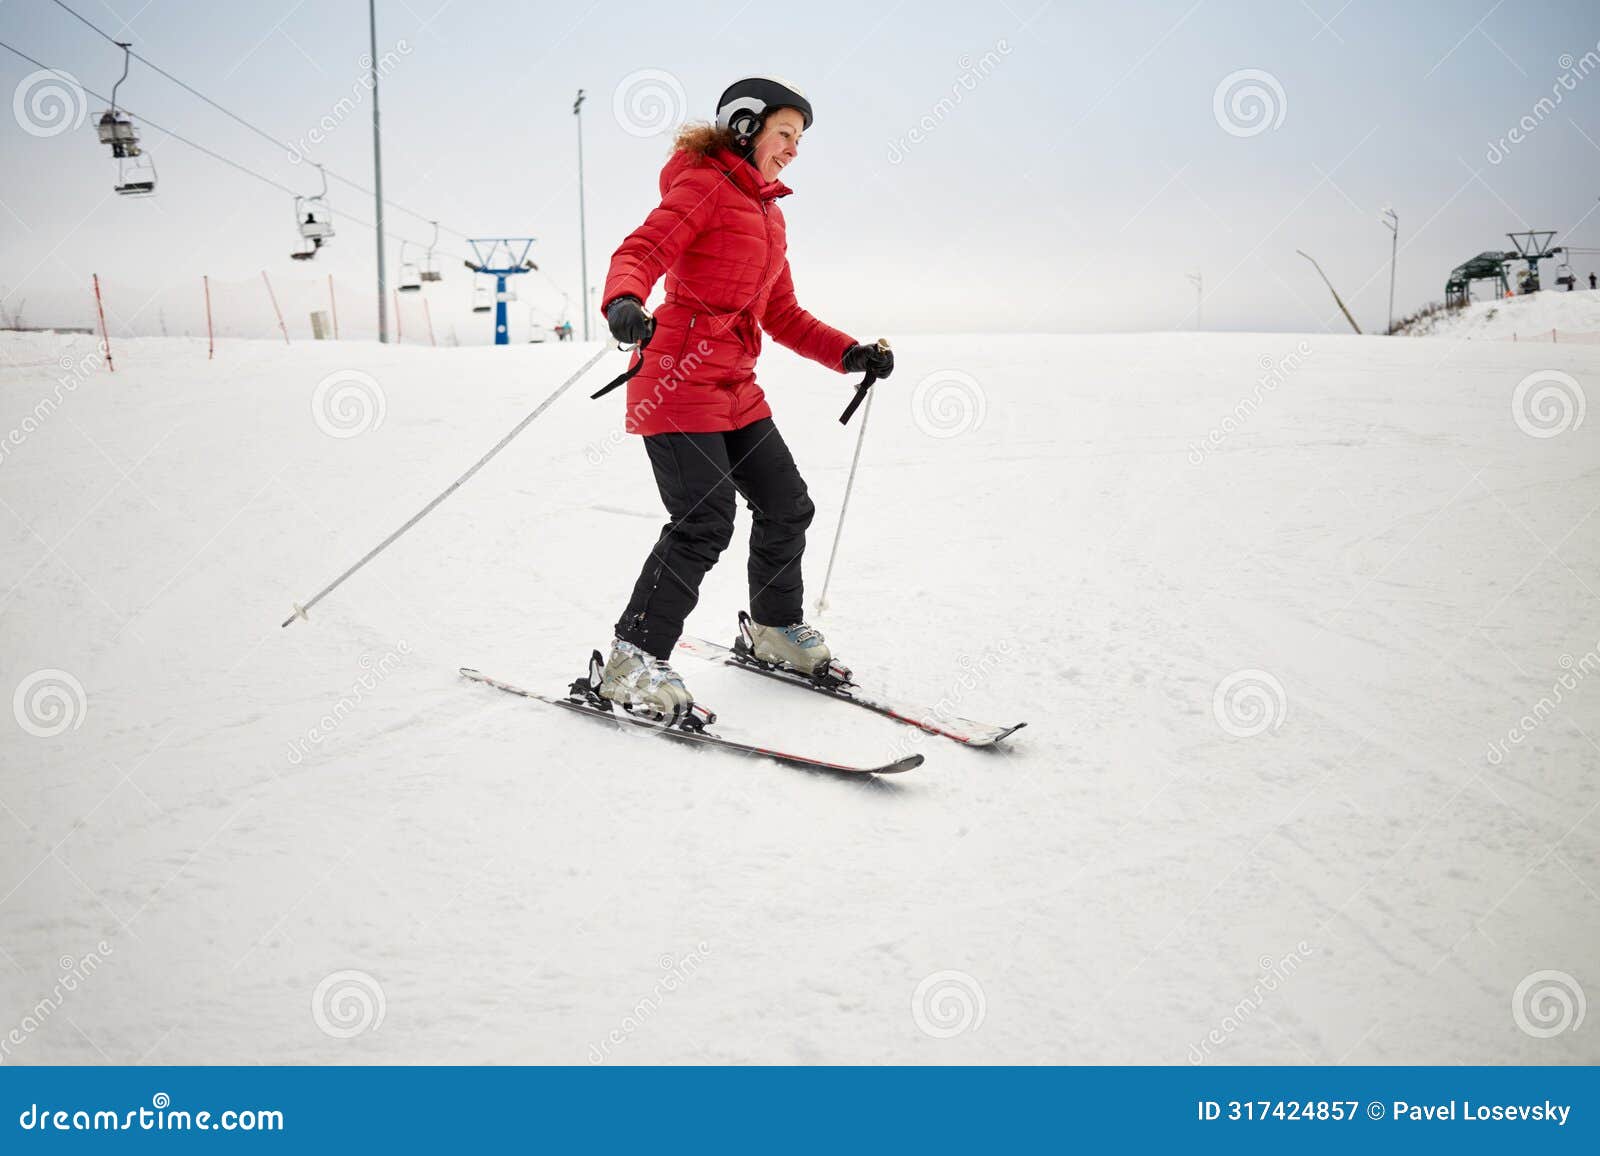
[615,417,815,659]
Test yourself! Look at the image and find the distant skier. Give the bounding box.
[595,76,893,720]
[1591,272,1597,290]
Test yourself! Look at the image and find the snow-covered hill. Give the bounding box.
[1400,286,1600,341]
[2,328,1596,1065]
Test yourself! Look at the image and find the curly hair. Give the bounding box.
[671,121,738,156]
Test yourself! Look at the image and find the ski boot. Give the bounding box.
[735,611,855,689]
[586,639,711,730]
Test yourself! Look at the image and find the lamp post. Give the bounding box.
[370,0,387,343]
[574,89,590,341]
[1381,207,1399,334]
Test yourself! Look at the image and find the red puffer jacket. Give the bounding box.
[602,144,857,436]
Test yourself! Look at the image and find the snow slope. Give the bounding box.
[1,327,1596,1065]
[1402,286,1600,341]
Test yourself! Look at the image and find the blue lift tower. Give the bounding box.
[465,238,538,345]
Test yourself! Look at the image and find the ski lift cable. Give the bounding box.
[46,0,473,244]
[6,31,579,308]
[0,36,455,259]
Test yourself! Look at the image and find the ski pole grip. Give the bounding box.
[590,316,655,400]
[838,338,891,426]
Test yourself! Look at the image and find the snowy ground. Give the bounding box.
[1,326,1596,1066]
[1402,286,1600,341]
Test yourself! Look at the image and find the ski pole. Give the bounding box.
[838,337,891,425]
[282,343,616,628]
[816,373,879,615]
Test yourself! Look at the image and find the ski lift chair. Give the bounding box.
[420,222,443,282]
[398,242,422,292]
[471,284,492,313]
[97,44,156,196]
[290,165,335,260]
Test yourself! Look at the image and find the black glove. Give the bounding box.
[841,341,894,378]
[605,296,652,345]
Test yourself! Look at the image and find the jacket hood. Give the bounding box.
[660,144,792,202]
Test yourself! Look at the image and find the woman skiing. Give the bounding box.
[596,76,894,722]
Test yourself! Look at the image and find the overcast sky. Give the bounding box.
[3,0,1600,339]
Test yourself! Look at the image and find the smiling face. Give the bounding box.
[750,107,805,182]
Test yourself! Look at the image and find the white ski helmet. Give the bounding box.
[715,76,813,147]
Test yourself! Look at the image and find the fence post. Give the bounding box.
[262,271,289,344]
[328,274,340,340]
[92,273,114,372]
[203,275,214,360]
[424,298,436,347]
[394,290,403,344]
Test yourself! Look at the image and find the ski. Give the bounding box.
[459,667,922,777]
[674,632,1027,748]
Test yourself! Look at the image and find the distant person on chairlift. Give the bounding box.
[592,76,894,722]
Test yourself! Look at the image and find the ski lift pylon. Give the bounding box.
[97,42,156,196]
